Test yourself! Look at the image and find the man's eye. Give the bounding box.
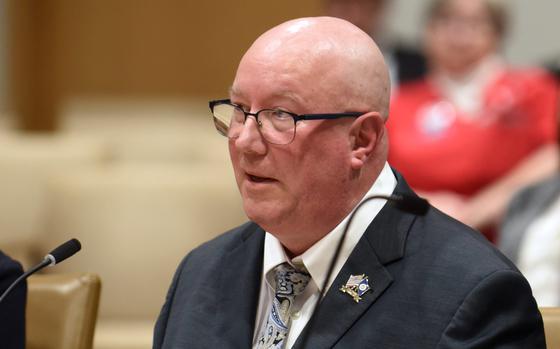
[271,110,292,120]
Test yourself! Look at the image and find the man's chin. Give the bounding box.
[242,201,287,229]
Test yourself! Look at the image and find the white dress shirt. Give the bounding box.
[252,162,397,348]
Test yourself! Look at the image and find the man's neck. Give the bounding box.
[275,162,388,256]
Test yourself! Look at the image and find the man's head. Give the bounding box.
[226,17,390,255]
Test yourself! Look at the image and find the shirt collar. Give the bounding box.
[262,162,397,291]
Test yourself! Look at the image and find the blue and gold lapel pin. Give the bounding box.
[340,274,371,303]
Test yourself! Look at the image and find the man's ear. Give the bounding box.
[349,112,385,170]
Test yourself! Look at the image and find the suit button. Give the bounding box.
[291,311,301,319]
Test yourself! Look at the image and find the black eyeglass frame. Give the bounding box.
[209,99,364,144]
[209,98,363,122]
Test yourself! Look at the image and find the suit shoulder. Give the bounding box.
[171,221,262,274]
[0,251,23,278]
[0,252,26,349]
[189,221,260,255]
[415,208,518,274]
[160,221,263,305]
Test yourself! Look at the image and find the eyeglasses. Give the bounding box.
[209,99,363,145]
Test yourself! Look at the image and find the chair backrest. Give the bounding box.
[541,307,560,349]
[45,164,245,319]
[26,273,101,349]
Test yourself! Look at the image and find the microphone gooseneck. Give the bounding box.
[0,238,82,306]
[298,194,428,348]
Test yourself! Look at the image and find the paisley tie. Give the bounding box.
[256,263,311,349]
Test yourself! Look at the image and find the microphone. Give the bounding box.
[298,193,428,348]
[0,238,82,305]
[44,238,82,266]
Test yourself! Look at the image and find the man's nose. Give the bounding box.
[234,116,267,154]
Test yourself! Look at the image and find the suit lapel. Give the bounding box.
[293,175,418,348]
[214,223,265,348]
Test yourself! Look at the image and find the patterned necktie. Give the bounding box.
[256,263,311,349]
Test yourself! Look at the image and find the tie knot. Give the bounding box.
[273,263,311,298]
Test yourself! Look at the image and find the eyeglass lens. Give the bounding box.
[212,103,296,145]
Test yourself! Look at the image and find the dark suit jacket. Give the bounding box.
[154,175,545,348]
[0,250,27,349]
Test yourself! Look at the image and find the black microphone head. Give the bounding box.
[47,238,82,265]
[391,194,430,216]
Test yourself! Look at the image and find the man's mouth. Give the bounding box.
[247,173,276,183]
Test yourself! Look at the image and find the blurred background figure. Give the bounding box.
[499,103,560,307]
[387,0,559,241]
[0,250,26,349]
[323,0,427,87]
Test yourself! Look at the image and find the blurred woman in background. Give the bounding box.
[388,0,559,241]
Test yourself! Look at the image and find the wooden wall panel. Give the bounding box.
[7,0,321,130]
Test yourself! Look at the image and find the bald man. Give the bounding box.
[154,17,545,348]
